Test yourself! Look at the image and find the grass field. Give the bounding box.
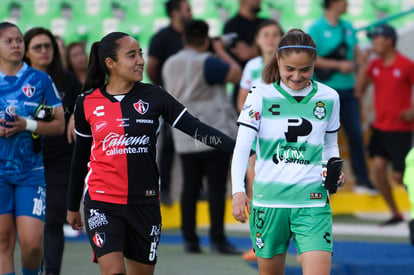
[11,213,414,275]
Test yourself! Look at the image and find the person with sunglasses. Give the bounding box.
[23,27,83,275]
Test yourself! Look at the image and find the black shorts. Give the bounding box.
[83,193,161,265]
[368,128,412,172]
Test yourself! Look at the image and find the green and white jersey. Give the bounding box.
[240,56,264,90]
[238,81,340,208]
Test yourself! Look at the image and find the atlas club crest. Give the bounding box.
[134,99,149,115]
[22,84,35,97]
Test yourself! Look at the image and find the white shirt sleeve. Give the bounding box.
[323,131,339,161]
[231,125,257,195]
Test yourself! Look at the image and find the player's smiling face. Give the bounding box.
[277,51,314,90]
[111,36,145,83]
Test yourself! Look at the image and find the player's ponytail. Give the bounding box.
[83,32,130,92]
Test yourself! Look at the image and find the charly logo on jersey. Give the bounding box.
[93,232,106,248]
[93,106,105,117]
[102,132,150,155]
[134,99,149,115]
[88,209,109,230]
[22,84,35,97]
[313,101,326,120]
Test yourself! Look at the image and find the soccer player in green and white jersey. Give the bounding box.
[232,29,344,275]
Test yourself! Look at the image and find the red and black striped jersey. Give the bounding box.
[74,82,185,205]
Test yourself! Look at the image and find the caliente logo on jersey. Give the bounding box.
[22,84,35,97]
[134,99,149,115]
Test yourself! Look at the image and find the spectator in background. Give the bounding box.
[0,22,64,275]
[223,0,266,109]
[162,19,242,254]
[356,24,414,225]
[66,41,89,85]
[146,0,192,205]
[308,0,377,194]
[23,27,83,275]
[237,19,284,112]
[54,36,66,67]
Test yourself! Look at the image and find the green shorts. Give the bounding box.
[249,203,333,258]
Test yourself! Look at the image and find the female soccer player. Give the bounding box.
[232,29,344,275]
[0,22,64,275]
[66,32,236,275]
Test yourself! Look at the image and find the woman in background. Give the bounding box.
[66,41,88,85]
[24,27,82,275]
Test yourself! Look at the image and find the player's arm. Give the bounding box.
[237,87,249,113]
[231,125,256,222]
[229,41,258,64]
[3,105,64,138]
[173,110,235,154]
[355,48,372,99]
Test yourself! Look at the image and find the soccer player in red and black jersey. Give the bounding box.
[66,32,236,275]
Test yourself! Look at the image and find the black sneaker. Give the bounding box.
[409,220,414,245]
[380,215,403,226]
[211,242,242,255]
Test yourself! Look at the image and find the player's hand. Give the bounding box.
[67,210,84,230]
[337,171,345,187]
[67,114,76,144]
[399,109,414,122]
[232,192,251,223]
[3,115,27,137]
[337,60,354,74]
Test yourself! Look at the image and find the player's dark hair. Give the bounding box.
[23,27,65,91]
[323,0,340,9]
[0,21,21,37]
[166,0,185,18]
[83,32,129,92]
[183,19,208,47]
[262,29,316,84]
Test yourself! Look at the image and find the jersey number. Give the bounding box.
[149,241,157,261]
[253,209,265,229]
[32,198,44,216]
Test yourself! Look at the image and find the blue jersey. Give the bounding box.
[0,63,62,174]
